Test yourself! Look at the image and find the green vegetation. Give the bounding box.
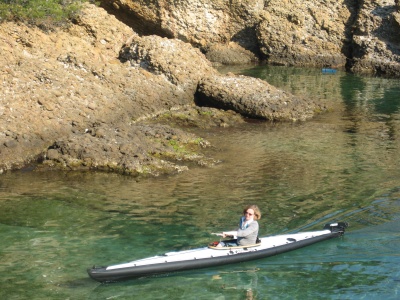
[199,110,214,116]
[192,137,205,146]
[0,0,92,28]
[168,139,183,153]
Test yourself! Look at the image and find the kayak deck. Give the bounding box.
[208,239,261,249]
[106,229,332,270]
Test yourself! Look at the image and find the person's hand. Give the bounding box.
[221,231,237,238]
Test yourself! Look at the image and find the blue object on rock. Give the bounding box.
[322,68,337,74]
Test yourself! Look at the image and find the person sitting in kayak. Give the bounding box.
[221,204,261,246]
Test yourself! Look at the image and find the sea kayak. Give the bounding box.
[88,222,348,282]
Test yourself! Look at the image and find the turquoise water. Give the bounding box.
[1,66,400,299]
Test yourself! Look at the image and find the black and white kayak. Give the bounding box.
[88,222,348,282]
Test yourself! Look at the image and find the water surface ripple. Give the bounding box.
[1,66,400,299]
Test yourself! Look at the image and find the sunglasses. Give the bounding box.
[245,212,253,216]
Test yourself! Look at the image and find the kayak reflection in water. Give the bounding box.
[219,204,261,246]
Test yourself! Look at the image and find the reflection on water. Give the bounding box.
[1,66,400,299]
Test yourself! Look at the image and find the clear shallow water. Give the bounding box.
[1,66,400,299]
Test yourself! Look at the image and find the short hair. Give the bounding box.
[243,204,261,220]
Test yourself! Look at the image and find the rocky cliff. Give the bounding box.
[1,0,399,176]
[103,0,400,76]
[0,4,323,175]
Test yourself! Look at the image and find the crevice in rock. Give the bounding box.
[342,0,362,71]
[98,0,172,38]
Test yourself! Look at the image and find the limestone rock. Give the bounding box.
[204,42,259,65]
[119,35,216,95]
[197,74,325,121]
[103,0,400,74]
[256,0,350,68]
[350,1,400,77]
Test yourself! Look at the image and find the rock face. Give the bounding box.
[0,4,207,174]
[350,1,400,76]
[257,0,352,68]
[0,4,323,175]
[104,0,400,75]
[104,0,264,50]
[102,0,265,63]
[0,6,135,171]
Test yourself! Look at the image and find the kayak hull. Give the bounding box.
[88,222,348,282]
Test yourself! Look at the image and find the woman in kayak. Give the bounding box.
[222,204,261,246]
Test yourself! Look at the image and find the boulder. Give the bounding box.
[196,74,325,121]
[119,35,216,95]
[204,42,259,65]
